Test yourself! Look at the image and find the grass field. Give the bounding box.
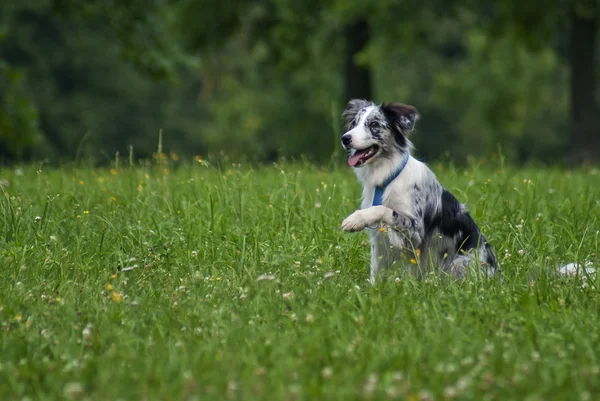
[1,158,599,401]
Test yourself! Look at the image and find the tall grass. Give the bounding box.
[0,158,599,400]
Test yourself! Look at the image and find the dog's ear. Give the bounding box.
[342,99,371,129]
[381,102,419,133]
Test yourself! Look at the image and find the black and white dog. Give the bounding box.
[340,99,499,283]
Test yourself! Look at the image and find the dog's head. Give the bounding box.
[341,99,419,167]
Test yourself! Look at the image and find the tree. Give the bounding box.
[344,18,372,101]
[478,0,598,165]
[569,4,598,165]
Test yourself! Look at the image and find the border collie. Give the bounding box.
[340,99,499,283]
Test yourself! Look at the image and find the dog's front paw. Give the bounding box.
[341,210,369,232]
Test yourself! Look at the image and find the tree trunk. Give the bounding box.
[569,11,598,165]
[344,19,372,101]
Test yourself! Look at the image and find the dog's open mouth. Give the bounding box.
[348,145,379,167]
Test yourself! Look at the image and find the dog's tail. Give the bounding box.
[556,262,596,277]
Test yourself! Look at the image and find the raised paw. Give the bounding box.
[341,210,370,232]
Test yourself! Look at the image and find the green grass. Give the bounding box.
[1,159,599,401]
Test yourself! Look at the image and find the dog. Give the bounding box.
[340,99,499,283]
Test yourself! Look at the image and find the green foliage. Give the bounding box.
[1,163,599,399]
[0,1,204,162]
[0,63,42,159]
[0,0,597,164]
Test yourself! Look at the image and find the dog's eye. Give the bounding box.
[369,121,381,129]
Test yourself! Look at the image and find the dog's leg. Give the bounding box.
[342,206,423,244]
[369,241,379,285]
[341,206,392,232]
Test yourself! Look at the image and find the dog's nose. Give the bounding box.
[341,134,352,146]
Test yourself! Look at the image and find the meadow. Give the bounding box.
[1,157,599,401]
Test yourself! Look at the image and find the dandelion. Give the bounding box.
[363,373,378,397]
[111,197,116,201]
[443,386,457,398]
[63,382,84,400]
[98,177,104,183]
[110,169,117,175]
[410,258,417,265]
[321,367,333,379]
[379,227,386,233]
[110,291,122,303]
[82,324,92,340]
[111,274,117,279]
[83,210,89,215]
[215,277,222,281]
[15,314,22,322]
[106,283,113,291]
[79,181,84,185]
[76,215,81,219]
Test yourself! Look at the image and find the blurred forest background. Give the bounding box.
[0,0,598,166]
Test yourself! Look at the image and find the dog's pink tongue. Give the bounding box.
[348,150,367,167]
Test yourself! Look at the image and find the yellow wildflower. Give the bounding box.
[79,181,84,185]
[110,291,122,303]
[83,210,89,215]
[106,283,113,291]
[410,258,417,265]
[15,314,22,322]
[110,169,117,175]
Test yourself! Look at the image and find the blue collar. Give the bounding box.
[372,153,410,206]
